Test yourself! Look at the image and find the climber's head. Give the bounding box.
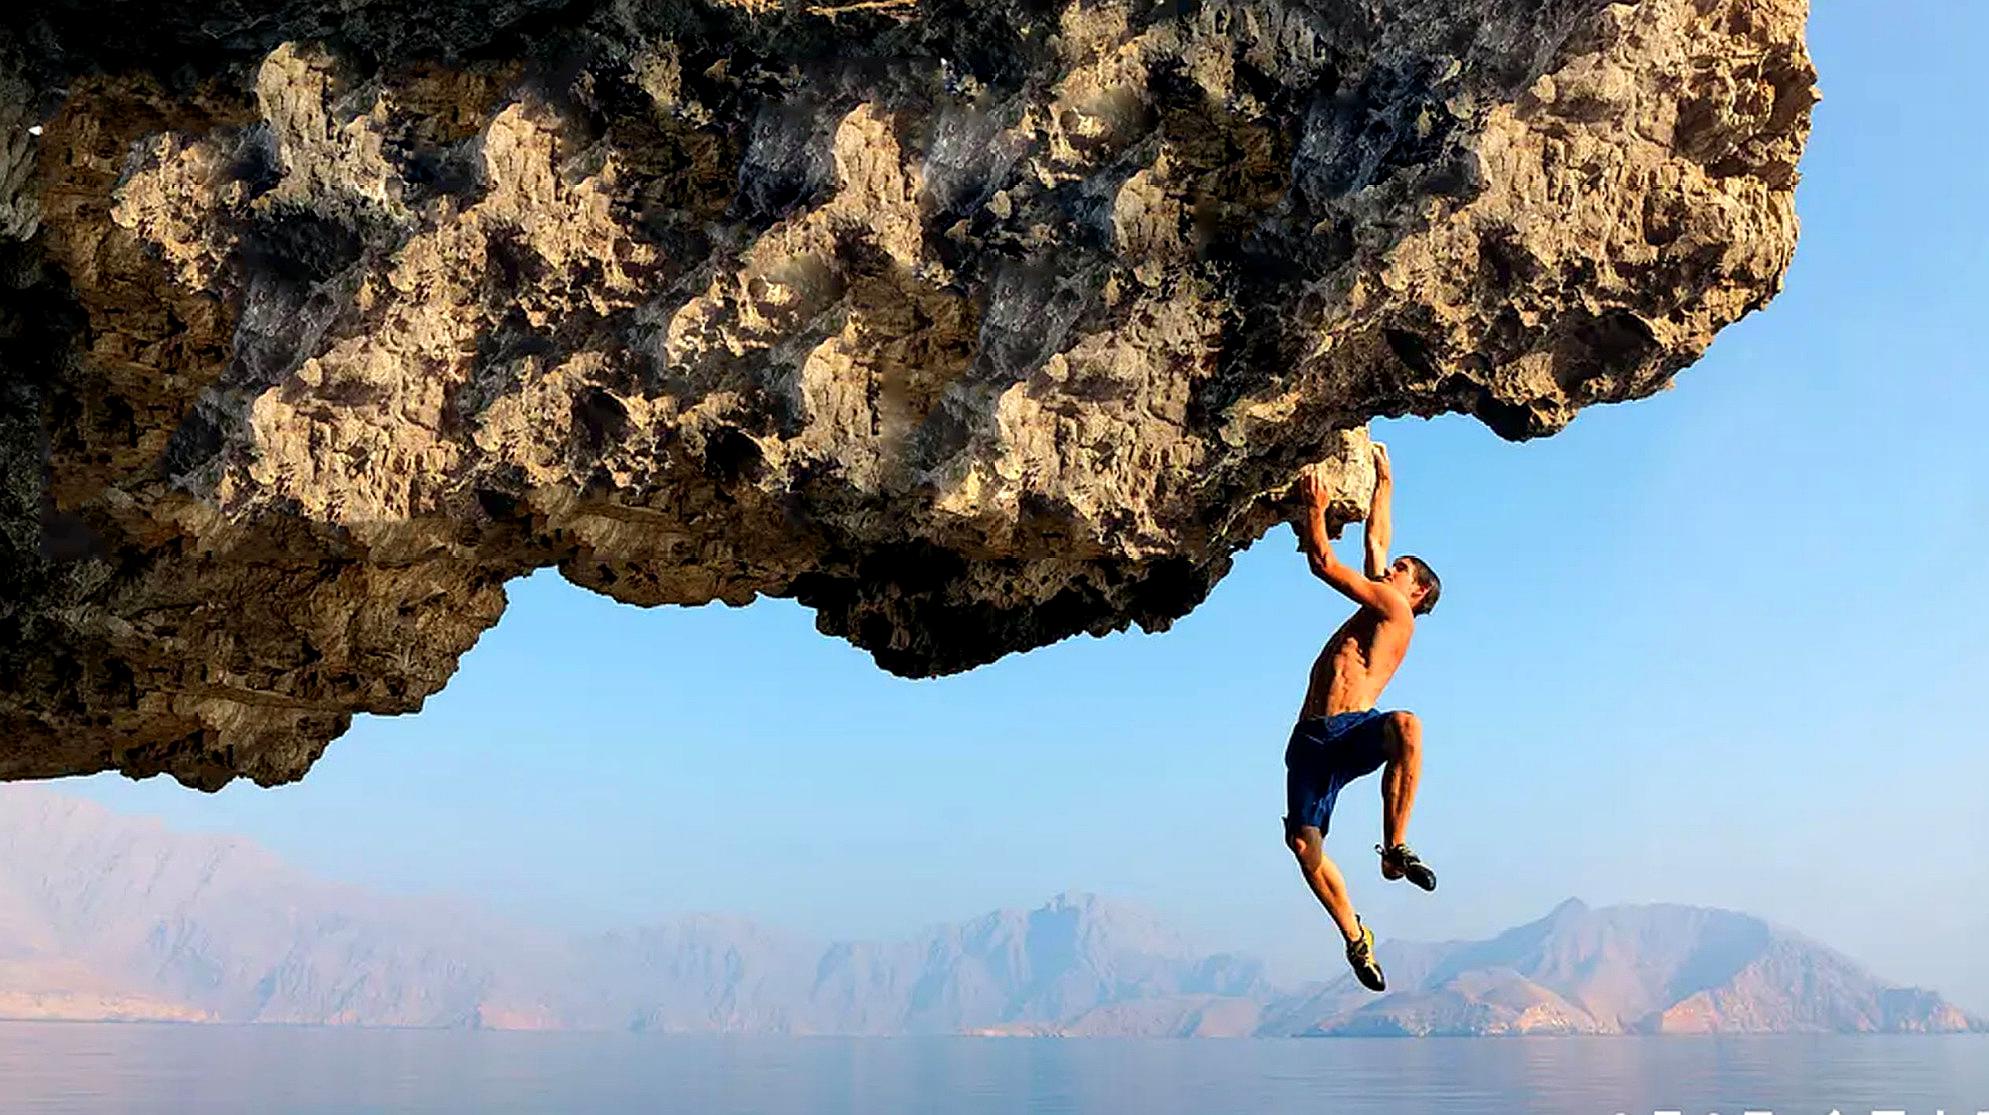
[1385,555,1441,616]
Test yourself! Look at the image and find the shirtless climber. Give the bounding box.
[1286,442,1442,992]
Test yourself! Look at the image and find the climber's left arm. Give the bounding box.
[1362,441,1392,579]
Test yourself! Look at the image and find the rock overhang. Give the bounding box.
[0,0,1816,787]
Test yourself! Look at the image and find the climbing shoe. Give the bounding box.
[1345,917,1386,992]
[1378,843,1437,892]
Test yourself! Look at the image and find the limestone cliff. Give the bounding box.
[0,0,1815,787]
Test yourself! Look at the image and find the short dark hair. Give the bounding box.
[1402,555,1441,616]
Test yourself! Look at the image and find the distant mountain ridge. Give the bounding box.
[1260,898,1979,1036]
[0,787,1977,1036]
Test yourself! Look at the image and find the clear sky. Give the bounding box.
[56,2,1989,1011]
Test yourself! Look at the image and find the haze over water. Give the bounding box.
[2,1025,1986,1115]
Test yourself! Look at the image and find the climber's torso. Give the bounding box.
[1299,607,1412,720]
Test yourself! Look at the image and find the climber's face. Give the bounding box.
[1383,557,1420,598]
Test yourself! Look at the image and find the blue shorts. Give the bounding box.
[1284,709,1395,835]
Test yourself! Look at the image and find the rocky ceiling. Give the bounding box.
[0,0,1815,787]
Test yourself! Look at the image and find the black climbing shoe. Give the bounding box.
[1378,843,1437,892]
[1345,918,1386,992]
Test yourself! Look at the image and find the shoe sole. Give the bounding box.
[1348,928,1387,992]
[1382,864,1438,892]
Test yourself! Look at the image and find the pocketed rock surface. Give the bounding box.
[0,0,1814,787]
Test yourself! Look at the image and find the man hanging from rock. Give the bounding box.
[1285,441,1442,992]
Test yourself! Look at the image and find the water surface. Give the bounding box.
[2,1023,1985,1114]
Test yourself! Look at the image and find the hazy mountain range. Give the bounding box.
[0,787,1977,1036]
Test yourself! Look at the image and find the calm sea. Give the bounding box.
[0,1023,1984,1114]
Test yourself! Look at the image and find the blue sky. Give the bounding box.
[58,2,1989,1010]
